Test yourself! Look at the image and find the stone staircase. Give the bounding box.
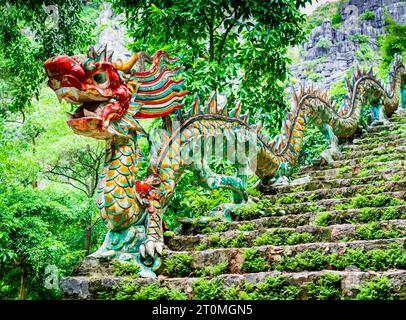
[61,113,406,300]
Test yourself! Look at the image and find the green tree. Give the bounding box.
[47,143,105,255]
[112,0,311,135]
[380,13,406,68]
[0,0,94,121]
[0,1,101,299]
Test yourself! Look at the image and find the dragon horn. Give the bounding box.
[114,53,139,72]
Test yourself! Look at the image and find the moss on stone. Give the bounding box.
[271,243,406,272]
[356,277,399,300]
[163,253,193,277]
[305,273,343,300]
[242,248,268,273]
[254,230,317,246]
[196,261,229,277]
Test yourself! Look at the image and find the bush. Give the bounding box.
[355,43,378,62]
[304,2,341,33]
[238,223,256,232]
[355,222,403,240]
[316,38,332,50]
[331,11,342,28]
[350,33,370,44]
[360,10,376,21]
[380,13,406,68]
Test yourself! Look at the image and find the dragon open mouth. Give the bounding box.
[65,100,115,139]
[67,100,109,120]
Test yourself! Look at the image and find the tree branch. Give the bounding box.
[217,9,239,64]
[47,168,90,190]
[47,173,89,196]
[214,7,236,31]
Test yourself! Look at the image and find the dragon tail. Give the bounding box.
[262,55,405,179]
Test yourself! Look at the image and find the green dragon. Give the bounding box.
[44,46,406,277]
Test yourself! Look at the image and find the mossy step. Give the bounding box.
[264,170,405,194]
[370,115,406,125]
[342,138,405,152]
[297,160,405,180]
[300,157,405,175]
[235,191,405,220]
[339,145,405,161]
[163,238,405,276]
[178,205,406,235]
[61,269,406,300]
[366,121,406,133]
[362,126,405,138]
[264,180,405,204]
[348,134,406,147]
[303,152,405,171]
[167,220,405,251]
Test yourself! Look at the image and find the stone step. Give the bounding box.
[350,134,406,146]
[264,180,405,204]
[61,269,406,300]
[263,170,405,194]
[167,220,406,251]
[162,238,405,277]
[336,152,405,168]
[342,138,406,152]
[297,160,405,179]
[300,152,405,172]
[238,191,405,220]
[362,126,405,138]
[300,158,405,175]
[339,145,405,161]
[366,121,406,133]
[178,205,406,236]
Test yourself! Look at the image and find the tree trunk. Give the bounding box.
[20,265,27,300]
[85,226,92,256]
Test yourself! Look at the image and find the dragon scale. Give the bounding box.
[44,47,406,277]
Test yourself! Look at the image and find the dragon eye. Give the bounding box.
[93,72,108,84]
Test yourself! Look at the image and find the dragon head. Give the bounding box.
[44,46,188,139]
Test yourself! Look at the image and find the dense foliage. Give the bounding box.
[0,1,103,300]
[112,0,312,135]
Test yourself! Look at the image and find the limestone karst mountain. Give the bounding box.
[292,0,406,87]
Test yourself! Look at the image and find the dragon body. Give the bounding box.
[44,46,406,277]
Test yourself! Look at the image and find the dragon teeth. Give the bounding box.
[83,109,98,117]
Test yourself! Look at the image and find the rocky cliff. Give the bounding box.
[94,2,131,60]
[292,0,406,87]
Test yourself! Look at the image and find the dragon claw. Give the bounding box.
[155,242,164,255]
[140,238,164,260]
[146,240,155,257]
[139,243,146,258]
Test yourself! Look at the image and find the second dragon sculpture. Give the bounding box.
[44,46,406,277]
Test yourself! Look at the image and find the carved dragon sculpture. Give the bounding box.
[44,46,406,277]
